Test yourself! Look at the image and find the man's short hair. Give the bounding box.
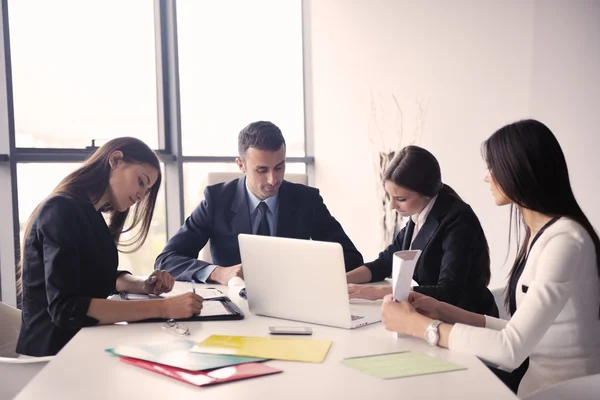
[238,121,286,157]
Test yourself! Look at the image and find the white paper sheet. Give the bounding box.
[199,301,230,316]
[392,250,422,302]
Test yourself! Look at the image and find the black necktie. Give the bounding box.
[402,218,415,250]
[256,202,271,236]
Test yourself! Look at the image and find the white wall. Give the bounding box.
[529,0,600,235]
[305,0,600,289]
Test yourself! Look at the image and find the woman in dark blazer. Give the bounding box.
[16,138,204,357]
[347,145,498,317]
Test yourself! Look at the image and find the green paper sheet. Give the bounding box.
[342,351,466,379]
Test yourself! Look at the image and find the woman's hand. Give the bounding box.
[381,294,422,335]
[161,292,204,319]
[348,284,391,300]
[409,291,443,320]
[142,270,175,295]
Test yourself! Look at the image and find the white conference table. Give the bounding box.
[16,282,517,400]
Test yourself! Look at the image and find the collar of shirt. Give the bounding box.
[245,179,279,214]
[411,194,438,226]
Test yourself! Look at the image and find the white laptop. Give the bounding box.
[238,234,381,329]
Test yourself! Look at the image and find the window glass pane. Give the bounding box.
[183,162,306,216]
[8,0,159,149]
[17,164,81,226]
[177,0,305,156]
[17,163,166,277]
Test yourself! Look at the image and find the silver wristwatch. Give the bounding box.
[425,319,443,346]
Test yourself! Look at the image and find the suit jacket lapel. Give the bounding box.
[410,219,439,251]
[230,177,253,235]
[275,181,297,238]
[410,192,453,251]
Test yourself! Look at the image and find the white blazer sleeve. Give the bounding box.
[485,315,508,331]
[448,232,581,371]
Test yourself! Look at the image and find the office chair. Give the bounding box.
[0,301,54,399]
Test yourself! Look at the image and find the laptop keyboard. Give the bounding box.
[351,315,364,321]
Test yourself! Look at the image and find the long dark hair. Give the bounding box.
[17,137,162,294]
[383,145,460,199]
[482,119,600,313]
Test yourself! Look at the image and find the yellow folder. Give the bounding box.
[191,335,332,363]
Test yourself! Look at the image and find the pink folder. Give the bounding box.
[120,356,282,387]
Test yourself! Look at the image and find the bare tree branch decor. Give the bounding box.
[368,92,428,248]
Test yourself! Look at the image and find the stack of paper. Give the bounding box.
[106,339,281,387]
[191,335,333,363]
[106,339,265,371]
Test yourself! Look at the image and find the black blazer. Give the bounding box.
[17,195,123,356]
[155,178,364,281]
[365,190,498,317]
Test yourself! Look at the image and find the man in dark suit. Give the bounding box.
[155,121,363,284]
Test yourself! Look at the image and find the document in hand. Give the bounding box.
[191,335,333,363]
[105,339,266,371]
[392,250,422,302]
[120,357,282,387]
[342,351,466,379]
[392,250,422,338]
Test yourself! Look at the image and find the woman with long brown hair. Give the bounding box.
[347,145,498,317]
[380,120,600,396]
[17,137,203,357]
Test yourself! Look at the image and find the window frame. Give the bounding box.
[0,0,313,306]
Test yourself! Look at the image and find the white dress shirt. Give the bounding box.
[448,218,600,396]
[410,195,437,248]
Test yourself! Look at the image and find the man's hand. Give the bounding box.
[208,264,243,285]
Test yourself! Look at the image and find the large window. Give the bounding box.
[8,0,159,149]
[177,0,305,156]
[0,0,308,304]
[7,0,165,278]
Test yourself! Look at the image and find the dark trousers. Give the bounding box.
[488,358,529,394]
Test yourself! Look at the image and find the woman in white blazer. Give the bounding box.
[380,119,600,397]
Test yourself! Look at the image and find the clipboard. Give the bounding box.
[118,287,226,301]
[113,293,245,322]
